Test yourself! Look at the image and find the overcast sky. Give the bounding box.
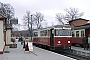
[0,0,90,30]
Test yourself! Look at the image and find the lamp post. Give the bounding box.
[31,15,33,42]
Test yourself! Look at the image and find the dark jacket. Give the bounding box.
[82,37,88,44]
[19,37,23,42]
[20,37,23,41]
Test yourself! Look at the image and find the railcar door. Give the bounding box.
[50,29,54,49]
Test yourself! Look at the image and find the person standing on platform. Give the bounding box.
[82,37,88,50]
[89,41,90,50]
[15,37,18,44]
[88,35,90,50]
[20,36,23,45]
[86,37,88,50]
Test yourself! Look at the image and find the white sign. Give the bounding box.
[88,37,90,43]
[28,42,33,52]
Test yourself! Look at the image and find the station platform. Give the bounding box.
[71,46,90,57]
[0,42,76,60]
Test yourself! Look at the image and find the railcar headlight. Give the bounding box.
[68,41,70,43]
[58,41,61,44]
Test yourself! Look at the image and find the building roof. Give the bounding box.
[71,23,90,30]
[69,18,89,23]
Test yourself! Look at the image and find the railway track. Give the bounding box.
[62,50,90,60]
[51,49,90,60]
[36,46,90,60]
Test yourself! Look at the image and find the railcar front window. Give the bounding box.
[60,29,69,36]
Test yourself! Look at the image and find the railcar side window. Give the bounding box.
[72,31,74,37]
[40,30,47,36]
[69,30,72,36]
[48,30,50,36]
[55,29,59,36]
[76,31,79,37]
[44,30,47,36]
[81,31,84,37]
[34,32,38,37]
[40,31,44,36]
[52,30,54,34]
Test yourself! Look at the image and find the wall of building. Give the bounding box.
[0,21,4,54]
[6,29,11,46]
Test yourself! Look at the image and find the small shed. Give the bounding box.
[0,17,7,54]
[6,25,13,46]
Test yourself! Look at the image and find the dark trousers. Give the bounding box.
[83,43,88,50]
[89,44,90,50]
[21,41,23,45]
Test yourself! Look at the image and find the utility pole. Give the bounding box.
[27,13,30,36]
[31,15,33,42]
[27,11,33,42]
[27,12,31,38]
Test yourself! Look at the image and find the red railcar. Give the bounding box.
[33,25,72,51]
[71,23,90,47]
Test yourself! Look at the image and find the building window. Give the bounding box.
[76,31,79,37]
[81,31,84,37]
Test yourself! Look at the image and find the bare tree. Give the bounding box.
[22,12,45,30]
[64,7,84,21]
[55,13,65,25]
[22,11,35,37]
[23,12,29,27]
[0,2,14,24]
[33,12,45,29]
[44,20,48,28]
[22,11,30,36]
[56,7,84,24]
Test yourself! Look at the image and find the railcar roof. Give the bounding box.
[54,25,70,28]
[33,25,71,31]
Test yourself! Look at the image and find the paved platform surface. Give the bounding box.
[0,42,76,60]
